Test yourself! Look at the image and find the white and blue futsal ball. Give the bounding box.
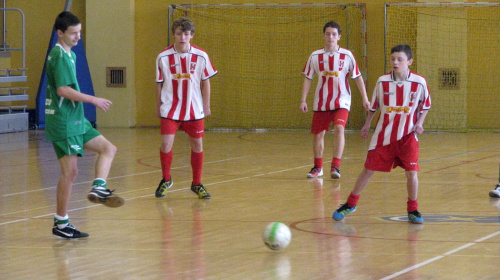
[262,222,292,251]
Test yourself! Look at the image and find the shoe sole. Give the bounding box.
[87,193,125,208]
[155,182,173,198]
[330,172,341,179]
[489,191,500,198]
[332,208,356,221]
[307,171,324,178]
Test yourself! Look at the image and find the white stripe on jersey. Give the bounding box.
[156,44,217,121]
[368,70,431,150]
[302,47,361,112]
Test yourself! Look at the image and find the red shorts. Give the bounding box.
[364,133,419,172]
[311,109,349,134]
[161,118,204,138]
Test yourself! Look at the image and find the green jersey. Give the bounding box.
[45,44,91,141]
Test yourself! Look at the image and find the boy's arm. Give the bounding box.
[361,110,376,139]
[413,110,429,135]
[354,76,370,110]
[57,86,112,112]
[156,83,163,118]
[300,78,312,113]
[201,79,211,117]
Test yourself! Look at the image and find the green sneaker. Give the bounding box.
[408,210,424,224]
[155,178,173,198]
[190,183,211,199]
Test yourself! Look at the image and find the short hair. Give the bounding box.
[391,44,413,60]
[171,17,195,34]
[323,21,342,35]
[54,11,80,32]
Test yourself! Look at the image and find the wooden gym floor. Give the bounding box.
[0,128,499,279]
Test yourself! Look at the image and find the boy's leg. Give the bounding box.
[53,154,89,239]
[406,170,423,224]
[188,134,210,199]
[156,119,179,197]
[330,109,349,179]
[333,168,374,221]
[160,134,176,180]
[406,170,419,201]
[84,135,124,207]
[189,136,203,185]
[56,155,79,217]
[308,131,325,178]
[331,124,344,179]
[84,135,117,180]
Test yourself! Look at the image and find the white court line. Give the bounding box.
[2,156,248,197]
[379,230,500,280]
[0,161,312,226]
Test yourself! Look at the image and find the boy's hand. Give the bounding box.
[300,101,308,113]
[362,98,370,111]
[413,124,424,134]
[93,97,112,112]
[360,123,370,138]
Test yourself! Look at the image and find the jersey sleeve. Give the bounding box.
[302,54,315,80]
[156,55,164,83]
[349,53,362,79]
[201,53,217,80]
[419,81,431,112]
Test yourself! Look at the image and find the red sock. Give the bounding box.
[160,150,173,181]
[191,151,204,185]
[407,198,419,212]
[314,158,323,169]
[331,157,341,169]
[347,192,360,207]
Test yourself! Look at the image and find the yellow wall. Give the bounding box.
[86,0,136,127]
[9,0,498,129]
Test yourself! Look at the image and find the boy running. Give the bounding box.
[46,12,124,239]
[301,21,370,180]
[332,44,431,224]
[155,17,217,199]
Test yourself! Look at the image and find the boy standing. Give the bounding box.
[155,18,217,199]
[301,21,370,180]
[46,12,124,239]
[332,44,431,224]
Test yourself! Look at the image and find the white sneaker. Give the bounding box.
[307,166,323,178]
[489,184,500,198]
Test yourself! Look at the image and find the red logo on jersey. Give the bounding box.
[338,60,345,69]
[190,62,197,73]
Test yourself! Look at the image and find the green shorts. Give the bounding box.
[52,128,101,159]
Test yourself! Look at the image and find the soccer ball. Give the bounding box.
[262,222,292,251]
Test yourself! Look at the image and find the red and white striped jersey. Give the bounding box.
[368,71,431,150]
[156,44,217,121]
[302,47,362,112]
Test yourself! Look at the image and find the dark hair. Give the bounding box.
[171,17,195,34]
[391,44,413,60]
[323,21,341,35]
[54,11,80,32]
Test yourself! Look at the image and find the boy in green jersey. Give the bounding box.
[46,11,124,239]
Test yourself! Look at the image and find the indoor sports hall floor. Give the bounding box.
[1,128,499,279]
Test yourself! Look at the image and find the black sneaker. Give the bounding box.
[87,186,125,207]
[191,183,211,199]
[155,178,173,198]
[330,166,341,179]
[52,223,89,239]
